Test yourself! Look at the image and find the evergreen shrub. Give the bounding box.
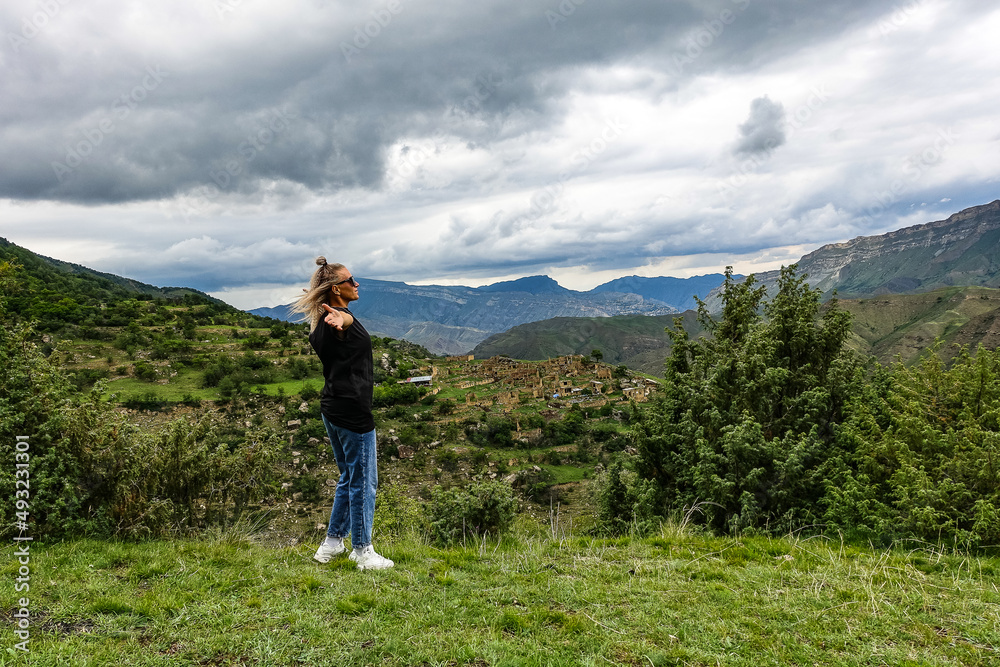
[426,480,517,544]
[627,265,862,535]
[0,279,282,539]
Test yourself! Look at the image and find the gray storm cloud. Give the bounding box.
[0,0,885,205]
[1,0,995,300]
[734,96,786,155]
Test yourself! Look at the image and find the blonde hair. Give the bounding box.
[290,256,346,329]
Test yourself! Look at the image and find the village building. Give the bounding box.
[401,375,433,386]
[440,354,657,413]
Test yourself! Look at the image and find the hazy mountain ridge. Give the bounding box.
[475,275,571,294]
[251,276,699,355]
[11,200,1000,362]
[590,274,734,312]
[352,198,1000,355]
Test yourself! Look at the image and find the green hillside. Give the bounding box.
[0,237,233,332]
[840,286,1000,364]
[472,286,1000,373]
[472,311,705,375]
[1,243,643,542]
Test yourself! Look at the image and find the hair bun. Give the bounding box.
[315,256,328,267]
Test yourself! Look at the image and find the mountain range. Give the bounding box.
[472,200,1000,371]
[251,273,731,355]
[258,200,1000,356]
[732,199,1000,299]
[7,199,1000,366]
[471,284,1000,374]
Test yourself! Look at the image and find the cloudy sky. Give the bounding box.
[2,0,998,308]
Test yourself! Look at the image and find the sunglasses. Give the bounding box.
[334,276,359,287]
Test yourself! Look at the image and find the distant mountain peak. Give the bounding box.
[477,275,570,294]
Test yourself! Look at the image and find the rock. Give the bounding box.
[325,478,337,487]
[397,445,415,459]
[286,419,301,428]
[307,437,320,445]
[298,401,309,413]
[292,451,301,456]
[292,492,303,501]
[532,465,542,472]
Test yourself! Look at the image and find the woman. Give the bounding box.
[292,257,393,571]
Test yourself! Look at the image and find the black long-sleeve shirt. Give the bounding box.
[308,307,375,433]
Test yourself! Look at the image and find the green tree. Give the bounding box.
[631,265,861,534]
[426,480,518,544]
[0,263,280,539]
[825,344,1000,546]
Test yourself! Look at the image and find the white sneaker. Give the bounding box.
[353,545,394,571]
[313,538,346,563]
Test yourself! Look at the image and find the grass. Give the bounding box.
[3,525,998,666]
[537,463,589,484]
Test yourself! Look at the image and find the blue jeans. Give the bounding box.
[321,415,378,551]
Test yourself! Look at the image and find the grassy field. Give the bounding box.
[3,523,997,666]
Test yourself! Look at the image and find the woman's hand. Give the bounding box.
[321,303,353,330]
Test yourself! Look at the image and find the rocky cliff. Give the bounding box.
[706,200,1000,307]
